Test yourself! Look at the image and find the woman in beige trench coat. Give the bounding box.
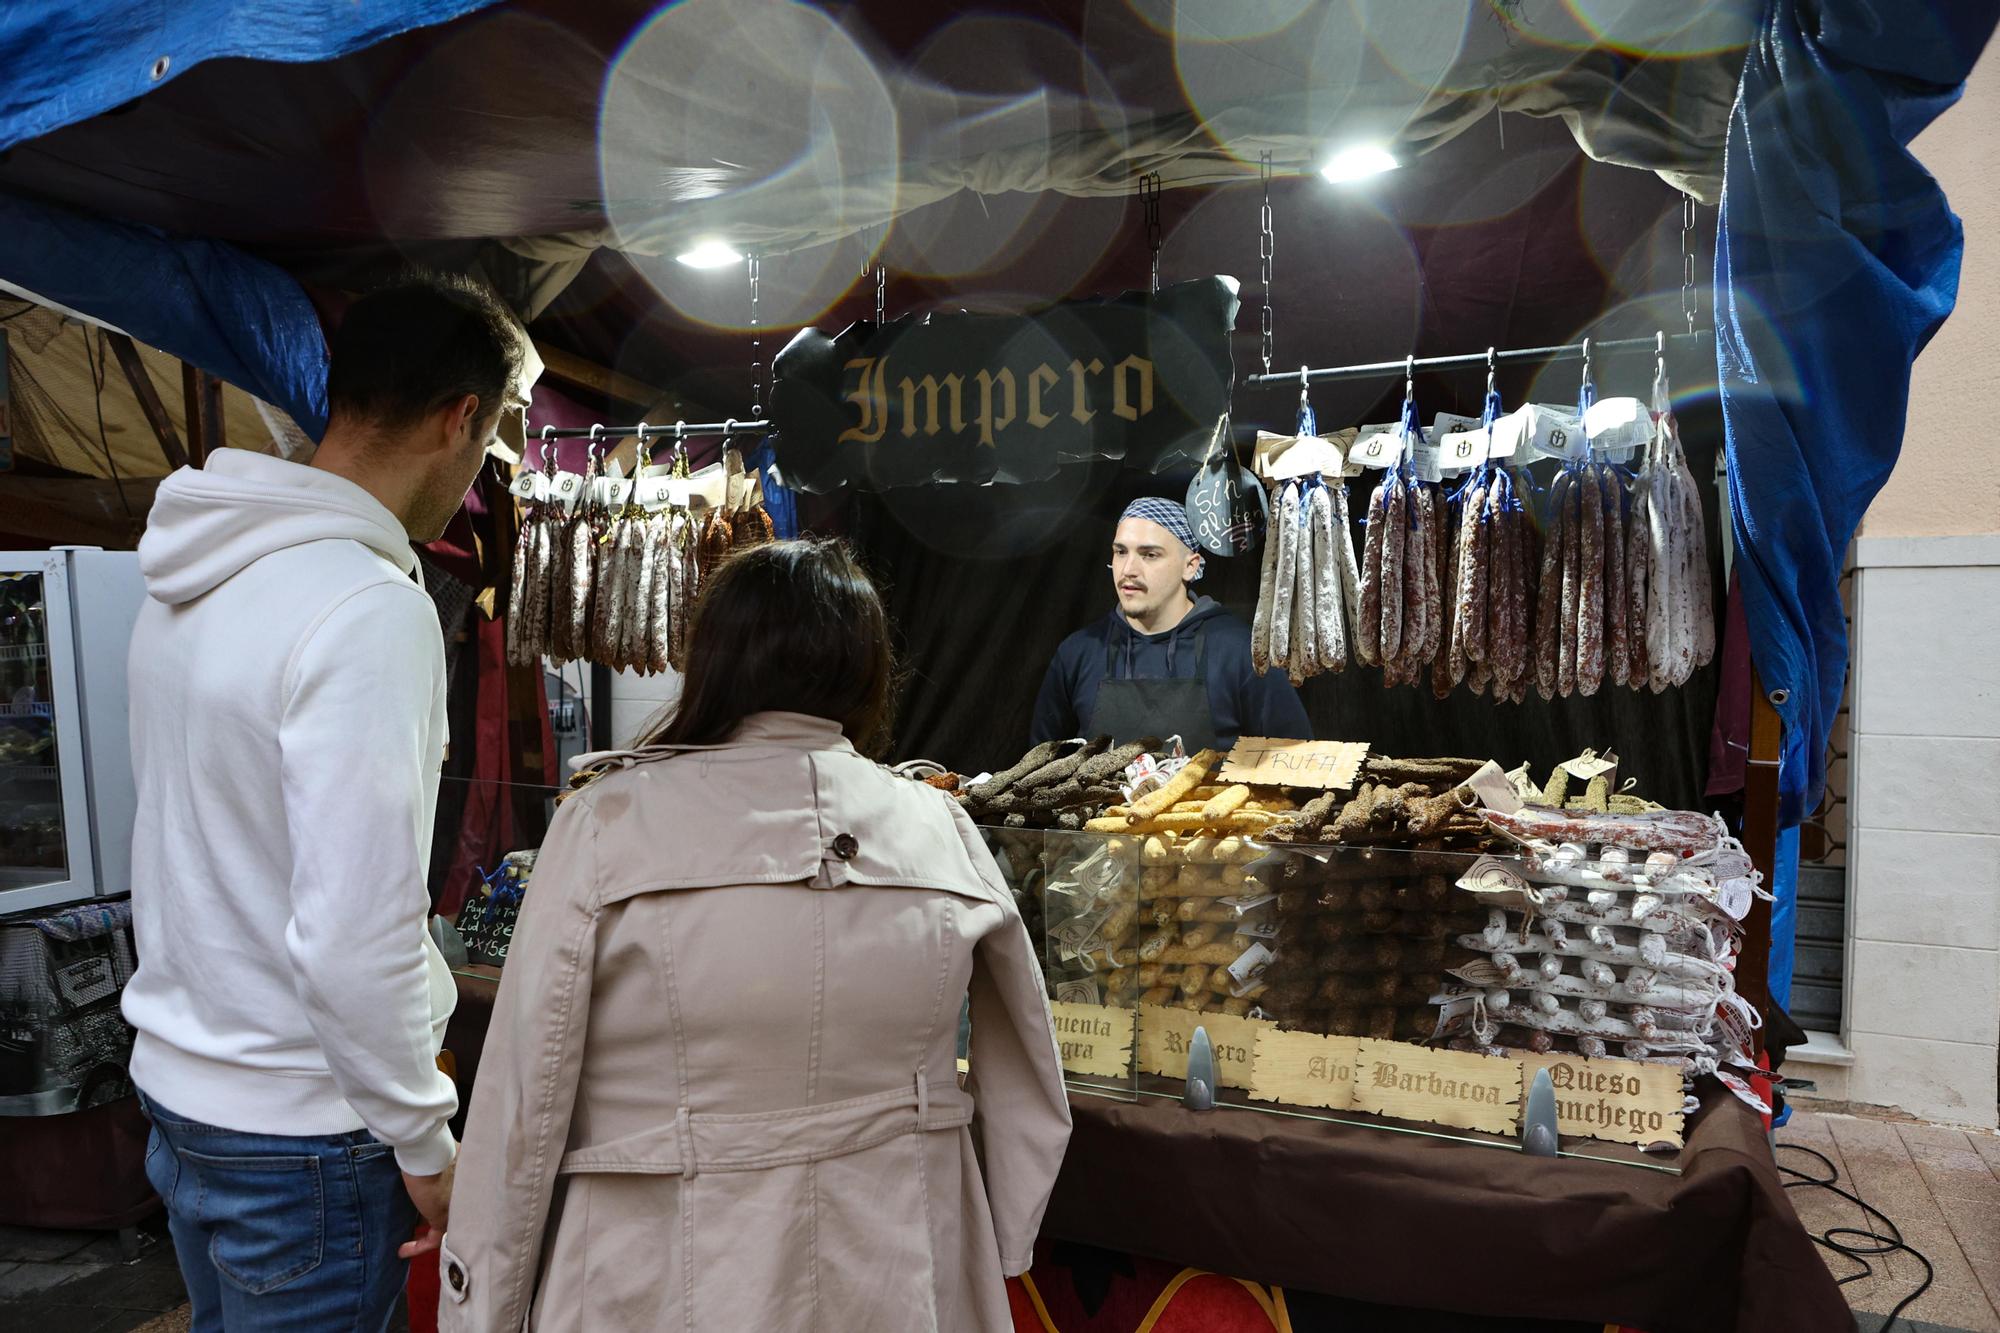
[440,539,1071,1332]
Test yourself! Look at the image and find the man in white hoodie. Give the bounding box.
[122,272,524,1331]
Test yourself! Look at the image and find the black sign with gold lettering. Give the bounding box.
[768,276,1239,493]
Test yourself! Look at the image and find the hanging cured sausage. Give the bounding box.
[503,431,767,674]
[1253,472,1357,683]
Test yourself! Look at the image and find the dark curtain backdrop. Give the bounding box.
[857,389,1723,817]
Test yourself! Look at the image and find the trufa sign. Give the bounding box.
[769,277,1239,492]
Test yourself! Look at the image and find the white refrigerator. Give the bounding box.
[0,548,144,917]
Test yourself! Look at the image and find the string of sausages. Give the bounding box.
[1250,392,1715,699]
[507,456,776,673]
[1251,474,1359,683]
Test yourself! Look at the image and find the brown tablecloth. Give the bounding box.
[447,972,1849,1333]
[1042,1088,1850,1333]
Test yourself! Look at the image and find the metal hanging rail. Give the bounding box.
[1237,329,1711,391]
[530,419,776,442]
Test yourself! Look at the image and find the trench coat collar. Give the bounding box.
[570,711,857,776]
[729,711,857,753]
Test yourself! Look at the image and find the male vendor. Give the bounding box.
[1032,497,1311,750]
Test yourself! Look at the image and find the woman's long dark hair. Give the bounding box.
[642,538,897,757]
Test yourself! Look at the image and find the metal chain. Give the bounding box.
[1680,193,1698,336]
[1258,151,1275,376]
[1140,171,1164,294]
[874,260,886,328]
[747,253,764,417]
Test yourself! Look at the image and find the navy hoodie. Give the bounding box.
[1031,596,1312,746]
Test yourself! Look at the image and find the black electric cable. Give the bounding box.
[81,327,135,523]
[1776,1142,1934,1333]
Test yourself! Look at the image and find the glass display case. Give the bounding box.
[983,823,1704,1173]
[0,550,144,917]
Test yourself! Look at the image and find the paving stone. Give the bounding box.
[87,1259,189,1314]
[0,1263,105,1300]
[0,1229,96,1264]
[0,1300,127,1333]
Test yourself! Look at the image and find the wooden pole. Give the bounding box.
[181,362,204,466]
[104,333,189,471]
[180,363,227,466]
[531,340,666,410]
[198,369,224,462]
[1740,676,1784,1055]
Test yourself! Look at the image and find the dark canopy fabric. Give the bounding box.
[1715,0,1998,1009]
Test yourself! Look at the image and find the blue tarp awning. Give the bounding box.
[1715,0,1999,1010]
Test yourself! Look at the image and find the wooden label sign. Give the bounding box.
[1351,1040,1521,1135]
[1049,1002,1136,1080]
[1247,1029,1360,1110]
[1219,738,1368,791]
[1520,1053,1685,1148]
[1135,1006,1267,1090]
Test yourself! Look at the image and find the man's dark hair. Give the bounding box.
[325,271,523,433]
[643,539,898,757]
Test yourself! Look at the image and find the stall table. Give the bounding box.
[446,971,1849,1333]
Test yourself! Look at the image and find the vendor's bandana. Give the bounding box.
[1119,497,1204,581]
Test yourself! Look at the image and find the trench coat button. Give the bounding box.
[832,833,860,861]
[447,1262,466,1292]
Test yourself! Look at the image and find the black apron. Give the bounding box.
[1088,622,1220,752]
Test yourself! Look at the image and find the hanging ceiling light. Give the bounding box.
[1320,145,1400,184]
[675,240,744,269]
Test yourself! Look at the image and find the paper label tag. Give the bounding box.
[1464,760,1524,814]
[1438,427,1489,473]
[1430,991,1481,1042]
[1525,404,1587,462]
[1135,1006,1266,1089]
[508,470,543,501]
[1487,409,1528,461]
[1431,411,1481,439]
[550,472,586,513]
[1226,942,1276,991]
[1219,737,1367,791]
[595,476,635,509]
[1220,893,1278,916]
[1247,1029,1360,1110]
[1048,902,1117,953]
[1519,1053,1686,1147]
[1408,439,1443,484]
[1349,430,1405,469]
[1715,1068,1771,1116]
[1049,1002,1135,1079]
[1505,763,1543,803]
[1456,855,1533,898]
[1559,752,1619,782]
[1267,434,1348,482]
[1053,978,1101,1006]
[1582,397,1651,463]
[1350,1041,1522,1135]
[1717,878,1755,921]
[634,475,676,509]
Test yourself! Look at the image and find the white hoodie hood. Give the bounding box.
[139,449,416,606]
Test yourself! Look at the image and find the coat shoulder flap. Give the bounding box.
[579,744,1002,907]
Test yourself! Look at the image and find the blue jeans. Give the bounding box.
[140,1092,416,1332]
